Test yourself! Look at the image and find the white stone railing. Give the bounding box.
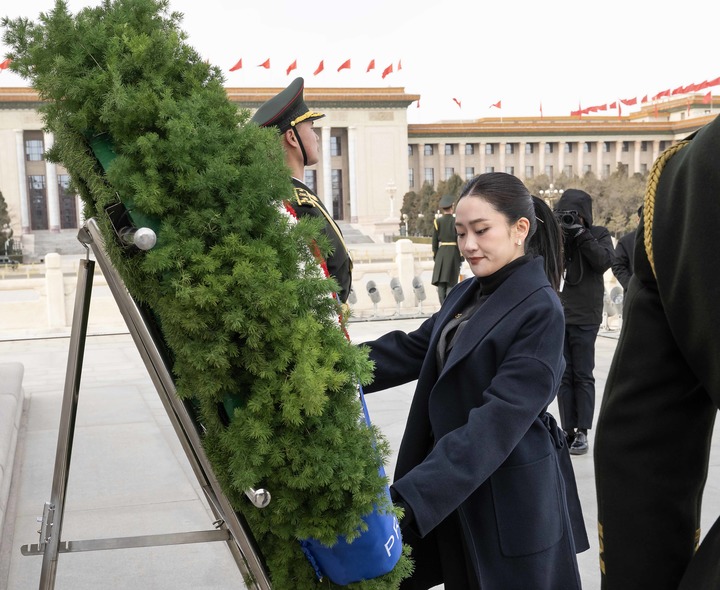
[0,242,624,338]
[0,242,449,338]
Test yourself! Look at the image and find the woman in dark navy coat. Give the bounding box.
[364,172,589,590]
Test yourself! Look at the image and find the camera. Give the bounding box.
[555,210,581,230]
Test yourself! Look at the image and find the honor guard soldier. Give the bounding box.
[251,77,352,303]
[595,114,720,589]
[431,194,463,303]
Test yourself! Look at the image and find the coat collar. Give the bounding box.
[435,257,550,375]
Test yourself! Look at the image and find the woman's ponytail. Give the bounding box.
[529,196,564,292]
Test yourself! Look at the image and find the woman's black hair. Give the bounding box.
[459,172,564,291]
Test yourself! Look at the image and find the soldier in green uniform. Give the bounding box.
[595,114,720,590]
[251,77,353,303]
[431,194,463,303]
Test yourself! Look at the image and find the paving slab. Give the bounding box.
[0,321,718,590]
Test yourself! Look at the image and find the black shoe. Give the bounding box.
[569,431,588,455]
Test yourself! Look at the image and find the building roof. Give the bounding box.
[1,86,714,139]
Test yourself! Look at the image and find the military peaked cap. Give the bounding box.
[250,77,325,132]
[439,194,455,209]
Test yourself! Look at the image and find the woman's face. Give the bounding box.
[455,195,529,278]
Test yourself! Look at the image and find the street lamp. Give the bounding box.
[386,181,397,218]
[539,183,563,208]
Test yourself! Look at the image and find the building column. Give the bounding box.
[539,141,546,174]
[44,132,61,232]
[479,142,486,172]
[499,142,506,172]
[15,130,31,233]
[616,140,623,172]
[577,142,584,176]
[347,126,358,223]
[321,126,332,212]
[558,142,565,175]
[651,140,661,163]
[633,140,642,175]
[596,143,603,177]
[459,142,466,180]
[519,141,526,179]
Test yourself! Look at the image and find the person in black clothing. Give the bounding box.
[611,207,641,300]
[251,77,352,303]
[363,173,587,590]
[554,189,614,455]
[595,115,720,590]
[431,194,463,303]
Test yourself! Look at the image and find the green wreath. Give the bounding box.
[2,1,412,587]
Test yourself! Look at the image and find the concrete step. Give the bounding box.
[336,221,376,244]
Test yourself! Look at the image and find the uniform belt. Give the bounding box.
[439,242,457,246]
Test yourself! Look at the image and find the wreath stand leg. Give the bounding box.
[20,219,272,590]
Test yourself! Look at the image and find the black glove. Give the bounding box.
[564,224,586,240]
[390,487,415,532]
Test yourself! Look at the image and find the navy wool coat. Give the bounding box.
[364,257,587,590]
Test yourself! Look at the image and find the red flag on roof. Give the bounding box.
[286,60,297,76]
[229,58,242,72]
[0,58,11,70]
[641,95,648,103]
[452,98,462,108]
[258,58,270,69]
[366,59,375,73]
[337,59,351,72]
[314,60,324,76]
[381,63,393,79]
[703,91,712,104]
[620,97,637,106]
[490,100,502,109]
[708,76,720,86]
[398,59,402,71]
[610,102,617,109]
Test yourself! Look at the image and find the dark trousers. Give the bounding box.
[558,324,598,431]
[437,283,451,304]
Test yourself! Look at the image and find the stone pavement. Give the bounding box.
[0,318,717,590]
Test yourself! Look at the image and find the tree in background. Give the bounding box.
[0,190,14,254]
[400,174,465,236]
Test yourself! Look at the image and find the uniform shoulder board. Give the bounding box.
[293,187,315,207]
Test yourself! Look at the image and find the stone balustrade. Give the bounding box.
[0,241,623,338]
[0,242,450,338]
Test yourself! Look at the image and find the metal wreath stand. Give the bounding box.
[20,212,272,590]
